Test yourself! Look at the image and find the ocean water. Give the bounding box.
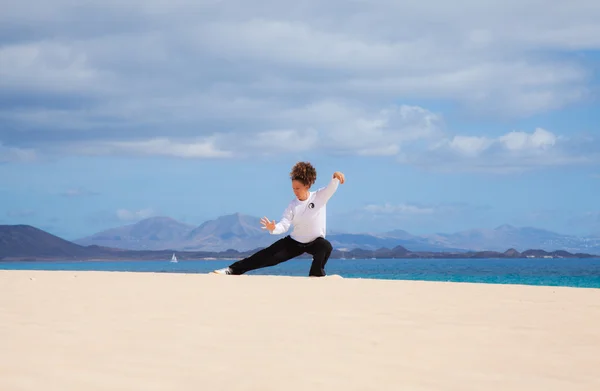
[2,257,600,288]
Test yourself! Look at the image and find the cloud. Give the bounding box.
[401,128,599,173]
[0,41,104,94]
[255,103,443,156]
[31,102,440,159]
[0,142,36,163]
[245,128,320,153]
[68,137,232,158]
[1,0,599,165]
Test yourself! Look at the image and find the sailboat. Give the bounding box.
[170,253,178,263]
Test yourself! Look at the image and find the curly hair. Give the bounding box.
[290,161,317,187]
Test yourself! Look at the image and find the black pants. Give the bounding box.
[228,235,333,277]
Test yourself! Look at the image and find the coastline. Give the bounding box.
[1,252,597,262]
[1,270,599,390]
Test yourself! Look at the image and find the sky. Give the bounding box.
[1,0,599,240]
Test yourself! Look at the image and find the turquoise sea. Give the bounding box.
[2,257,600,288]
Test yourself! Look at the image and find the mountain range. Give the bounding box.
[0,224,595,262]
[71,213,600,255]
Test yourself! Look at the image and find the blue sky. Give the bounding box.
[1,0,599,240]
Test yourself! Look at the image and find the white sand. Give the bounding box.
[1,270,599,391]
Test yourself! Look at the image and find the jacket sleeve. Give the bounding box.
[314,177,340,205]
[271,202,294,235]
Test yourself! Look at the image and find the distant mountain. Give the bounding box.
[70,214,600,255]
[74,216,196,250]
[0,225,99,258]
[326,233,466,252]
[187,213,262,239]
[381,229,416,240]
[182,213,276,251]
[330,225,600,254]
[74,213,281,252]
[423,224,600,254]
[73,213,467,253]
[1,225,595,261]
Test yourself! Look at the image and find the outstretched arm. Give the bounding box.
[315,171,345,204]
[261,203,294,235]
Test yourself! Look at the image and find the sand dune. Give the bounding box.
[1,270,599,390]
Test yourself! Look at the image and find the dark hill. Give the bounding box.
[0,225,93,259]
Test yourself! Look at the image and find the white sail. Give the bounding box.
[170,253,178,263]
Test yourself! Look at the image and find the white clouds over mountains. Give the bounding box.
[408,128,597,173]
[1,0,599,171]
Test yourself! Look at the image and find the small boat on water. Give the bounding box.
[170,253,178,263]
